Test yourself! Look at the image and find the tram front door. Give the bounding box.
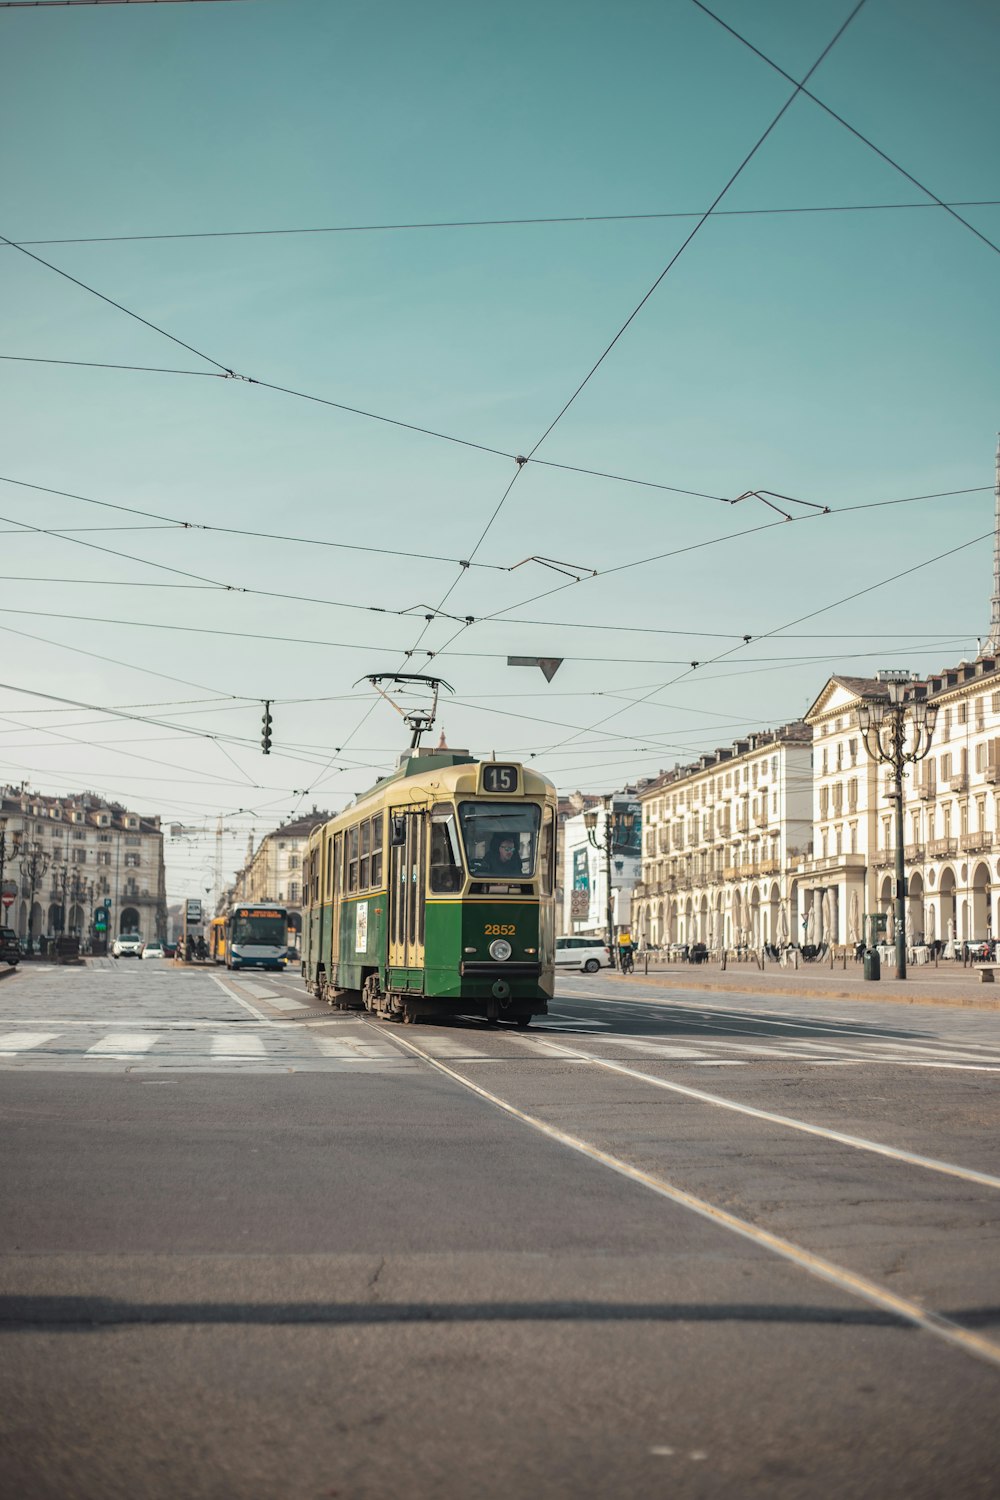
[387,806,426,984]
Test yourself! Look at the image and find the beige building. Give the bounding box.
[232,809,331,940]
[804,658,1000,947]
[633,723,812,950]
[0,784,166,947]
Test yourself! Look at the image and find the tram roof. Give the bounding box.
[334,750,555,819]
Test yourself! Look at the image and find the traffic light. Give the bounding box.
[261,701,273,755]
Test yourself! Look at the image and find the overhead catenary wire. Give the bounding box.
[519,0,871,465]
[533,530,994,761]
[7,198,998,247]
[690,0,1000,261]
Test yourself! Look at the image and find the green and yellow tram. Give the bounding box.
[302,749,557,1025]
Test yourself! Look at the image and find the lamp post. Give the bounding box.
[584,800,635,969]
[857,671,938,980]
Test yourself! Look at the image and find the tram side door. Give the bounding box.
[388,806,427,979]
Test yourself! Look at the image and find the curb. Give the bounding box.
[0,964,20,983]
[593,968,1000,1013]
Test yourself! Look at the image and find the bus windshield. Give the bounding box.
[458,803,540,878]
[232,910,286,947]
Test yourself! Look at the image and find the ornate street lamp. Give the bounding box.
[857,671,938,979]
[584,801,635,969]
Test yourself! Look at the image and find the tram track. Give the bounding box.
[558,986,998,1048]
[358,1011,1000,1375]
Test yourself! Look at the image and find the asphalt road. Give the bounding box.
[2,960,999,1499]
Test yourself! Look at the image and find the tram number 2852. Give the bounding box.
[485,924,516,936]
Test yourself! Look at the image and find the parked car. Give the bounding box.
[554,936,612,973]
[112,933,143,958]
[141,942,165,961]
[0,927,21,967]
[163,943,177,958]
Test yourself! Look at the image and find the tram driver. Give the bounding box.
[485,834,523,876]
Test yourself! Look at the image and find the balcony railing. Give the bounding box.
[928,837,958,858]
[904,843,925,862]
[948,775,969,794]
[961,833,994,854]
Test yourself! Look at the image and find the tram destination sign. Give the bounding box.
[480,764,519,794]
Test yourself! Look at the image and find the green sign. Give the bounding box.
[94,908,108,933]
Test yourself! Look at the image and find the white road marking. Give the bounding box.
[210,974,278,1025]
[416,1037,489,1059]
[0,1032,59,1052]
[313,1035,403,1060]
[514,1035,1000,1192]
[210,1033,267,1057]
[384,1026,1000,1373]
[86,1034,160,1055]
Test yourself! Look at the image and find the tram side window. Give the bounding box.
[371,814,383,888]
[430,806,463,893]
[540,806,554,894]
[348,825,360,892]
[360,819,371,889]
[333,832,342,897]
[325,836,333,899]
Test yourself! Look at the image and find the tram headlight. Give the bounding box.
[489,938,512,962]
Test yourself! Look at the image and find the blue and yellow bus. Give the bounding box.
[218,902,289,971]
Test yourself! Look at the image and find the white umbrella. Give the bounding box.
[848,891,860,946]
[885,906,894,945]
[776,901,789,946]
[806,900,817,946]
[822,889,834,946]
[947,917,955,944]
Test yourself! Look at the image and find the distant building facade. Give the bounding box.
[232,808,331,941]
[0,785,166,946]
[562,792,643,938]
[633,724,813,949]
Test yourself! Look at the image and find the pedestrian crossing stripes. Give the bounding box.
[2,1026,999,1073]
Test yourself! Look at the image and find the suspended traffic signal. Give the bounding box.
[261,701,273,755]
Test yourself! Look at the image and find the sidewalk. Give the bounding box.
[604,956,1000,1011]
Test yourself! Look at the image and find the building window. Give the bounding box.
[288,853,299,870]
[72,848,86,864]
[124,853,140,869]
[97,852,111,866]
[73,830,85,841]
[958,702,968,725]
[98,834,111,844]
[288,882,300,904]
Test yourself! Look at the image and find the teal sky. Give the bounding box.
[1,0,998,901]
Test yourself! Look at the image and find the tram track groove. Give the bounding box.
[560,986,1000,1050]
[362,1016,1000,1374]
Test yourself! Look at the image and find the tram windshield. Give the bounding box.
[458,802,540,878]
[231,909,286,947]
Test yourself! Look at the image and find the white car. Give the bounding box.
[141,942,165,960]
[554,936,611,973]
[112,934,143,958]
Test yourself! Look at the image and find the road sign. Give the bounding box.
[94,907,108,932]
[185,898,203,924]
[103,898,112,908]
[1,879,16,910]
